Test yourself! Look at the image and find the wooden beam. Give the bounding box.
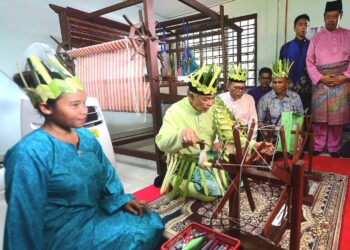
[220,5,227,87]
[112,132,154,146]
[157,13,244,33]
[156,17,212,34]
[162,41,222,53]
[175,30,181,73]
[161,22,241,38]
[178,0,220,21]
[199,31,204,65]
[143,0,165,176]
[58,11,71,51]
[159,94,186,104]
[49,4,130,32]
[263,187,288,237]
[225,17,243,32]
[158,30,221,43]
[290,161,304,250]
[157,13,207,28]
[178,0,242,32]
[175,21,221,35]
[86,0,143,19]
[159,16,245,39]
[237,31,242,63]
[113,147,157,161]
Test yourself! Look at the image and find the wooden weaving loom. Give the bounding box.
[50,0,244,178]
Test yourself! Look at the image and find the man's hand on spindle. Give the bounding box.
[180,128,197,147]
[254,141,275,156]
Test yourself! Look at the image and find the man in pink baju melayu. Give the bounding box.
[306,0,350,157]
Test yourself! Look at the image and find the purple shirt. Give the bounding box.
[306,27,350,85]
[247,86,272,107]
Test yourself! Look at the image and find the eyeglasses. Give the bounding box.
[233,86,245,91]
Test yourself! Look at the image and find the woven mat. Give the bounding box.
[150,171,347,249]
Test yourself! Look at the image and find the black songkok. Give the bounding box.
[325,0,343,13]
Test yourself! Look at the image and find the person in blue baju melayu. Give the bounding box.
[279,14,311,113]
[4,54,164,250]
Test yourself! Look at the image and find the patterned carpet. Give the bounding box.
[150,171,347,249]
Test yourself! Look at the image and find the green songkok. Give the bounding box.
[188,64,222,95]
[228,63,248,83]
[19,54,84,106]
[272,59,293,78]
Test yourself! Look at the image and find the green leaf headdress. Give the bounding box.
[18,54,84,106]
[228,63,248,83]
[188,64,222,95]
[271,59,294,78]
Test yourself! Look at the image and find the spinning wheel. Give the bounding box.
[50,36,75,73]
[123,11,164,62]
[210,121,305,250]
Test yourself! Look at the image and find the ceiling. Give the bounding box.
[65,0,235,23]
[144,0,234,20]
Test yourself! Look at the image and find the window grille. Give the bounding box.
[174,14,257,87]
[159,14,257,87]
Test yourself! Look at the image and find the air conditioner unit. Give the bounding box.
[20,97,116,169]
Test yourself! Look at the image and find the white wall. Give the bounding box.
[218,0,350,71]
[217,0,282,72]
[0,0,158,159]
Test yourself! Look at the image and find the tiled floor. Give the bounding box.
[114,154,158,193]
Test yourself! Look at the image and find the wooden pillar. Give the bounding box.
[143,0,165,175]
[229,175,240,227]
[289,161,304,250]
[175,30,181,75]
[237,30,242,64]
[308,118,314,172]
[199,31,203,66]
[220,5,227,87]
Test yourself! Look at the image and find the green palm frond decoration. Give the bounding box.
[272,59,294,78]
[228,63,248,82]
[21,54,84,106]
[161,152,228,200]
[189,64,222,95]
[212,96,246,143]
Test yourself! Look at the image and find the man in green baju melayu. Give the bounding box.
[156,64,274,201]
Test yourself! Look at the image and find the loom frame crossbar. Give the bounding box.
[50,0,243,176]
